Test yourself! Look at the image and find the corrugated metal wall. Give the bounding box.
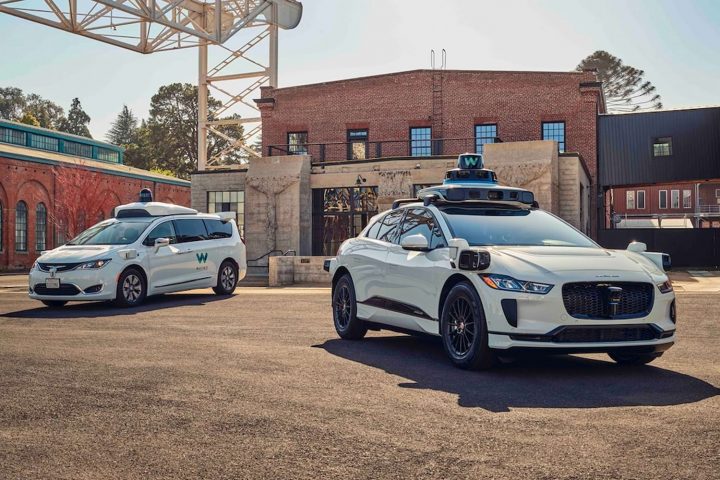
[598,107,720,187]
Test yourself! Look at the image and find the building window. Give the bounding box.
[207,191,245,235]
[287,131,308,155]
[715,188,720,198]
[626,191,635,209]
[312,187,378,256]
[475,124,497,155]
[347,129,368,160]
[29,134,59,152]
[659,190,668,209]
[671,189,680,209]
[410,127,432,157]
[683,190,692,209]
[36,203,47,251]
[653,137,672,157]
[97,148,120,163]
[64,141,93,159]
[542,121,565,152]
[637,190,646,209]
[0,201,3,252]
[15,201,27,252]
[0,127,26,146]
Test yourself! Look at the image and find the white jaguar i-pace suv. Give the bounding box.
[324,154,675,370]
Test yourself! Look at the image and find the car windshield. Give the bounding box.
[439,206,597,248]
[66,219,153,246]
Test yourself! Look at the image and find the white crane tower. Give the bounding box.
[0,0,303,170]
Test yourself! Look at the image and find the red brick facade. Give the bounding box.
[0,156,190,270]
[259,69,604,174]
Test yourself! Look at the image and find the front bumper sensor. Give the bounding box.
[323,259,331,272]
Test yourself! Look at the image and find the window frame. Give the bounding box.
[142,220,177,246]
[409,126,432,157]
[682,189,692,209]
[35,203,47,251]
[541,121,566,153]
[474,123,497,155]
[374,208,406,245]
[346,128,369,160]
[626,190,635,210]
[659,190,668,210]
[671,189,680,209]
[15,201,28,252]
[652,137,673,157]
[287,131,308,155]
[636,190,646,210]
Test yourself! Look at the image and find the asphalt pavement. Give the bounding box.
[0,286,718,479]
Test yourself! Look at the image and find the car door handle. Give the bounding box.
[176,249,193,255]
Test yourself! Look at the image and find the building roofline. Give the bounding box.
[268,68,594,93]
[599,105,720,117]
[0,118,124,153]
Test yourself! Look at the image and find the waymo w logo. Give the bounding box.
[196,252,208,264]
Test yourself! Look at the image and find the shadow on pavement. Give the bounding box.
[2,292,231,319]
[317,335,719,412]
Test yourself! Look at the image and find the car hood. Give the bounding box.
[38,245,121,263]
[488,246,664,279]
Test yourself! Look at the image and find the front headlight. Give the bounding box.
[77,259,112,269]
[657,280,673,294]
[480,274,554,295]
[30,261,38,272]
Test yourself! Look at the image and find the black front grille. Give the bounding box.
[38,262,81,272]
[562,282,654,319]
[34,283,81,296]
[552,325,658,343]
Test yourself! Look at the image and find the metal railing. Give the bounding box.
[247,249,297,272]
[698,204,720,214]
[267,136,499,163]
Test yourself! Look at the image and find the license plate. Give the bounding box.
[45,278,60,289]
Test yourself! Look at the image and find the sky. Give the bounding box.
[1,0,719,139]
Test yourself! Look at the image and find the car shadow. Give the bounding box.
[316,335,720,412]
[2,292,232,319]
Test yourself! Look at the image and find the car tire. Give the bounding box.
[41,300,67,308]
[114,268,147,307]
[608,352,661,365]
[213,260,238,295]
[332,274,367,340]
[440,282,495,370]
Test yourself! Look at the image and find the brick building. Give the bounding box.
[193,68,602,268]
[0,120,191,270]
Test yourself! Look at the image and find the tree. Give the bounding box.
[19,112,40,126]
[0,87,26,120]
[58,98,92,138]
[25,93,66,129]
[106,105,138,145]
[577,51,662,113]
[52,163,119,241]
[144,83,244,179]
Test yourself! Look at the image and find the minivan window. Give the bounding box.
[399,208,446,249]
[204,219,233,239]
[67,219,153,246]
[144,221,177,246]
[376,209,405,244]
[173,219,209,243]
[364,215,383,239]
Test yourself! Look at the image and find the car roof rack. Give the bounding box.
[391,198,421,209]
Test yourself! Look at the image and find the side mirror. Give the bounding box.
[400,234,430,252]
[459,250,491,271]
[154,237,170,252]
[627,241,647,253]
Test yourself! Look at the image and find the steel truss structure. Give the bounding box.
[0,0,302,169]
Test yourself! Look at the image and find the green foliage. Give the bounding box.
[106,105,138,145]
[0,87,66,128]
[58,98,92,138]
[19,112,40,127]
[577,50,662,113]
[149,167,177,178]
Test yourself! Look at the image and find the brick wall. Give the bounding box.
[0,156,190,270]
[258,69,603,235]
[611,182,698,215]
